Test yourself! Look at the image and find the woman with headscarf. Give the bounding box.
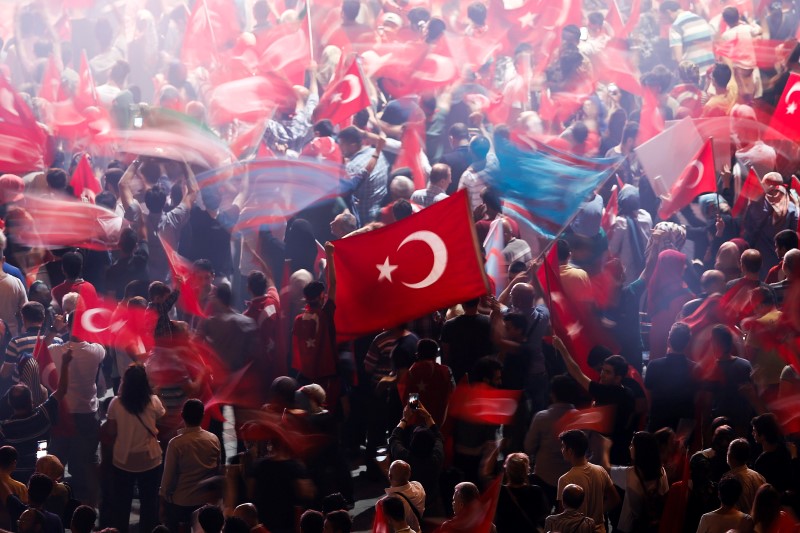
[608,185,653,280]
[647,250,695,360]
[685,193,739,267]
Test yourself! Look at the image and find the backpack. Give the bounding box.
[632,468,667,533]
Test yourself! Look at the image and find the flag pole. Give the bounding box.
[305,0,315,63]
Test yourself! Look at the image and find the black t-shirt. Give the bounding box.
[645,354,698,431]
[253,458,308,531]
[440,314,493,382]
[105,240,149,299]
[495,484,549,532]
[589,381,635,464]
[183,206,239,276]
[754,446,792,492]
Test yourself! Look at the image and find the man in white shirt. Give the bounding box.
[379,460,425,532]
[0,231,27,337]
[47,319,106,506]
[410,164,450,208]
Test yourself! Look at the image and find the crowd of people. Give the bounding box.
[0,0,800,532]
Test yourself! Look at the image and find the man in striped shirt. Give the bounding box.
[410,163,451,208]
[661,1,715,73]
[1,302,53,406]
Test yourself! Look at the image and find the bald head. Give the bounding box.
[390,175,415,200]
[740,249,762,275]
[430,163,452,188]
[453,482,480,514]
[388,460,411,487]
[784,248,800,278]
[700,269,726,295]
[562,483,585,510]
[233,504,259,527]
[510,283,535,311]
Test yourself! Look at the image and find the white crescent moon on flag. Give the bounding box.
[684,160,705,190]
[397,230,448,289]
[785,82,800,104]
[340,74,361,104]
[80,308,113,334]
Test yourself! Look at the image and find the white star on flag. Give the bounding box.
[519,12,535,27]
[566,321,583,338]
[376,257,398,282]
[306,339,316,348]
[788,102,798,115]
[331,93,342,103]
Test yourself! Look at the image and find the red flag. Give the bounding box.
[259,28,311,85]
[637,87,665,143]
[769,72,800,141]
[372,498,390,533]
[181,0,241,69]
[207,75,293,126]
[18,195,122,250]
[72,295,154,346]
[593,43,642,96]
[0,75,50,173]
[768,394,800,435]
[159,235,208,318]
[32,336,58,392]
[657,139,717,220]
[434,475,502,533]
[332,190,488,339]
[38,55,62,102]
[69,154,101,198]
[394,121,427,190]
[205,363,268,419]
[448,383,521,425]
[235,409,331,458]
[229,120,269,160]
[315,59,371,126]
[75,50,98,111]
[601,185,619,233]
[792,175,800,197]
[731,168,764,218]
[555,405,616,435]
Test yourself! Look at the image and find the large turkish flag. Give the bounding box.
[332,190,488,339]
[769,71,800,142]
[657,139,717,220]
[315,59,371,126]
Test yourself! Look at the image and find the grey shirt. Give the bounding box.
[524,402,575,487]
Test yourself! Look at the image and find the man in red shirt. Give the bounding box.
[404,339,455,425]
[51,251,98,312]
[244,270,285,386]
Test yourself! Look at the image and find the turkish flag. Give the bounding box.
[601,184,619,233]
[72,295,154,347]
[69,154,101,199]
[434,475,502,533]
[315,59,370,126]
[332,190,488,339]
[229,120,269,160]
[593,43,642,96]
[637,87,665,144]
[259,27,311,85]
[159,235,208,318]
[769,72,800,141]
[555,405,616,435]
[657,139,716,220]
[32,335,58,392]
[75,50,98,111]
[394,121,427,190]
[19,195,122,250]
[207,75,293,126]
[448,383,521,425]
[38,55,63,102]
[0,75,50,173]
[731,168,764,218]
[181,0,241,69]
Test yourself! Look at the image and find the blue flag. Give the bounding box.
[490,139,617,238]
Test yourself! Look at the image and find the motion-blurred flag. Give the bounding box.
[769,71,800,141]
[0,75,50,174]
[160,236,208,318]
[731,168,764,218]
[555,405,616,434]
[75,50,98,111]
[182,0,241,68]
[434,475,502,533]
[657,139,716,220]
[19,195,122,250]
[69,154,101,199]
[332,190,488,339]
[449,383,521,425]
[483,219,506,297]
[394,121,427,190]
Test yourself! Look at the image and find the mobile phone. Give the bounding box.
[36,440,47,459]
[408,393,419,409]
[133,116,143,128]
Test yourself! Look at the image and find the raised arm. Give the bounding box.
[119,159,141,216]
[181,161,199,209]
[54,349,73,401]
[553,335,591,391]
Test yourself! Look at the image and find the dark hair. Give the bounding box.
[775,229,799,251]
[214,283,233,308]
[562,24,581,39]
[503,312,528,333]
[604,355,629,378]
[711,325,734,353]
[416,338,439,360]
[711,62,732,88]
[722,6,740,27]
[222,517,250,533]
[9,385,32,411]
[408,7,431,26]
[144,184,168,213]
[588,11,604,26]
[303,281,325,300]
[469,135,491,159]
[139,160,161,186]
[587,345,614,369]
[621,121,639,144]
[118,227,137,254]
[201,187,222,211]
[299,510,324,533]
[728,438,750,465]
[28,472,54,504]
[20,301,45,324]
[410,426,435,456]
[247,271,268,296]
[668,322,691,351]
[124,280,149,300]
[659,1,680,13]
[0,446,17,469]
[449,123,469,141]
[321,492,348,515]
[718,476,743,506]
[46,168,67,190]
[560,429,589,456]
[342,0,360,21]
[508,261,527,276]
[481,187,503,213]
[751,484,781,529]
[471,356,502,384]
[270,376,298,407]
[182,399,205,426]
[462,297,481,308]
[381,496,406,521]
[119,364,154,415]
[198,505,225,533]
[194,259,215,274]
[562,484,585,509]
[109,59,130,86]
[556,239,571,261]
[71,505,98,533]
[337,126,363,145]
[148,281,170,300]
[324,510,351,533]
[61,251,84,279]
[314,119,335,137]
[96,191,116,211]
[752,413,783,445]
[571,122,589,144]
[551,375,577,404]
[392,199,413,221]
[632,431,663,481]
[467,2,487,25]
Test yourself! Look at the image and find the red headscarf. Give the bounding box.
[647,249,688,315]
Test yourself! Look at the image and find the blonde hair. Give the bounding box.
[504,452,530,485]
